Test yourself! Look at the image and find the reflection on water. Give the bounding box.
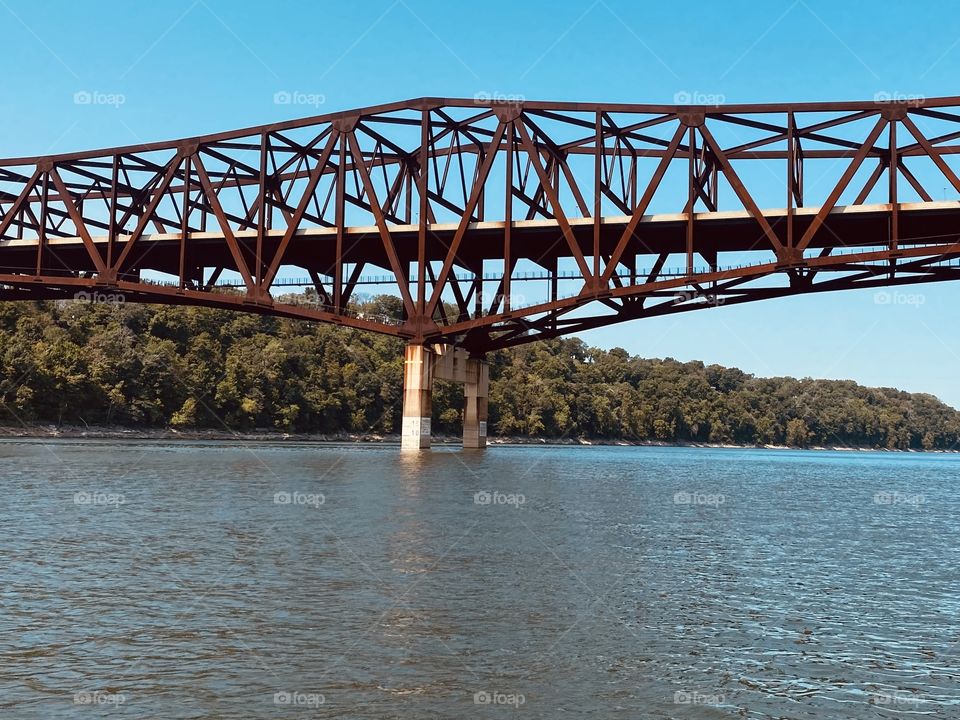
[1,440,959,718]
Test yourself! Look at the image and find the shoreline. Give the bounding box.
[0,424,955,453]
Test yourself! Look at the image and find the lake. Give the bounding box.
[1,440,958,718]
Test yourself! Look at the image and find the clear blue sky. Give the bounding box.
[1,0,959,406]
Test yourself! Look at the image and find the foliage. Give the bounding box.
[0,298,957,449]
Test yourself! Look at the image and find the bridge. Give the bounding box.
[3,96,960,449]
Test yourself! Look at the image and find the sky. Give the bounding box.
[1,0,959,406]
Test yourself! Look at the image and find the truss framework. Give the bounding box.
[2,96,960,351]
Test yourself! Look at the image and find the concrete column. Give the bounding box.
[463,357,489,448]
[401,343,433,450]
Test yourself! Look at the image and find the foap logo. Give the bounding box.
[274,491,325,508]
[874,290,925,308]
[74,491,125,508]
[73,90,126,108]
[474,490,525,508]
[874,91,925,107]
[674,290,724,307]
[495,292,528,308]
[674,690,724,706]
[74,290,126,305]
[874,490,925,507]
[74,690,126,707]
[273,691,325,708]
[273,90,326,108]
[474,91,525,108]
[673,90,725,107]
[474,690,526,708]
[674,491,725,507]
[870,691,922,708]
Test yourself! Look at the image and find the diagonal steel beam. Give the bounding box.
[600,123,685,286]
[699,123,785,257]
[901,115,960,195]
[796,115,887,253]
[193,153,257,294]
[345,129,416,320]
[515,119,594,286]
[424,121,507,321]
[110,155,183,277]
[0,168,41,240]
[48,166,107,274]
[261,131,339,290]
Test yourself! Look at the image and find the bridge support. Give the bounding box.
[400,342,489,450]
[401,344,434,450]
[463,357,489,449]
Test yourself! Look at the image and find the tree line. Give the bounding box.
[0,295,957,450]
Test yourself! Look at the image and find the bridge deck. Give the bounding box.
[2,202,958,280]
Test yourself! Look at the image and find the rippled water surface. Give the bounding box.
[2,440,959,718]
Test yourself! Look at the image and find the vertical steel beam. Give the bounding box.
[180,155,191,289]
[107,155,118,273]
[417,109,429,319]
[335,133,345,312]
[504,121,513,313]
[256,132,268,286]
[786,111,795,251]
[889,119,899,252]
[686,127,695,276]
[593,111,602,279]
[36,171,48,276]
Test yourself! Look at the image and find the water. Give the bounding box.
[1,440,959,719]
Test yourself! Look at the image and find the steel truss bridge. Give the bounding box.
[3,96,960,354]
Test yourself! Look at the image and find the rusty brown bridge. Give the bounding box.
[3,96,960,448]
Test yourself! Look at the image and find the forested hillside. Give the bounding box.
[0,296,957,450]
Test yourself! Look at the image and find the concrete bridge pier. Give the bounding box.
[462,357,489,449]
[401,344,434,450]
[400,343,488,450]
